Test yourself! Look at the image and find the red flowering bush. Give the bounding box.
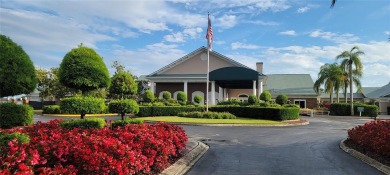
[0,120,187,174]
[348,120,390,158]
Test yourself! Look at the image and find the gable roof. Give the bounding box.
[263,74,316,95]
[364,82,390,98]
[147,46,254,76]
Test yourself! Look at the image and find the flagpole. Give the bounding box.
[206,43,209,112]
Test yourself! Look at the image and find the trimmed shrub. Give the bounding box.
[138,106,204,117]
[60,118,106,130]
[60,96,106,114]
[260,90,271,102]
[42,105,61,114]
[210,106,299,120]
[248,95,259,105]
[276,94,288,105]
[111,118,144,128]
[218,99,240,106]
[0,132,30,147]
[162,91,171,100]
[283,104,300,108]
[194,94,202,104]
[0,103,33,128]
[177,91,187,105]
[329,103,378,117]
[143,89,155,103]
[178,111,236,119]
[108,99,139,119]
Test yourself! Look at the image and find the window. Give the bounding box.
[238,94,248,102]
[294,99,306,108]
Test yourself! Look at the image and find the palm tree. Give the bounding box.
[336,46,364,115]
[340,66,362,103]
[314,63,343,104]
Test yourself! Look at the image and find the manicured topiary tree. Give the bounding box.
[194,94,203,105]
[260,90,271,103]
[109,71,138,99]
[143,90,155,103]
[276,94,288,105]
[248,95,259,105]
[0,34,37,97]
[108,99,139,120]
[58,44,110,95]
[162,91,171,100]
[177,91,187,105]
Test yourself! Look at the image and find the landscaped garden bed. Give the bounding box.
[345,120,390,167]
[0,120,187,174]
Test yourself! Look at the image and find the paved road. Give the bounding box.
[183,116,385,175]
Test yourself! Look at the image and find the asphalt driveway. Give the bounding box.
[183,116,384,175]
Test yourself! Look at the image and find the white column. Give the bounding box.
[150,80,155,94]
[184,81,188,95]
[253,80,257,96]
[211,81,216,105]
[218,87,223,102]
[258,80,263,97]
[224,88,228,100]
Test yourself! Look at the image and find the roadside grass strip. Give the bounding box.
[138,116,282,124]
[42,113,119,117]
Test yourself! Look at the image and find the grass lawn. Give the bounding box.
[41,113,119,117]
[34,110,43,115]
[138,116,282,125]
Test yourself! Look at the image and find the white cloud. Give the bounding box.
[164,27,203,43]
[244,20,280,26]
[231,42,261,50]
[385,31,390,35]
[309,29,360,44]
[113,43,186,75]
[279,30,297,36]
[216,14,237,29]
[297,7,310,13]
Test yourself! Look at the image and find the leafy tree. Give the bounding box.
[162,91,171,100]
[313,63,343,103]
[276,94,288,105]
[58,44,110,95]
[109,71,138,99]
[36,67,73,104]
[0,34,37,97]
[143,90,155,103]
[336,46,364,115]
[248,95,259,105]
[260,90,271,103]
[84,88,107,99]
[194,94,202,104]
[177,91,187,105]
[108,99,139,120]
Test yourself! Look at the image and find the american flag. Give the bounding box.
[206,13,213,51]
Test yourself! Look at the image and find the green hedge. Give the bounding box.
[108,99,139,114]
[329,103,378,117]
[209,106,300,121]
[137,106,204,117]
[60,97,106,114]
[42,105,61,114]
[111,118,144,128]
[0,132,30,147]
[0,103,33,128]
[178,111,236,119]
[60,118,106,130]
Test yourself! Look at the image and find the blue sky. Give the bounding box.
[1,0,389,88]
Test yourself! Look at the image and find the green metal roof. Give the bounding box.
[209,67,259,81]
[264,74,316,95]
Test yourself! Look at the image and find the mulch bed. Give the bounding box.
[344,139,390,167]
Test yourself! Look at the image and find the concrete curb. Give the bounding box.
[340,139,390,175]
[160,139,209,175]
[147,119,309,127]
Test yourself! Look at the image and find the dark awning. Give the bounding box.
[209,67,259,89]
